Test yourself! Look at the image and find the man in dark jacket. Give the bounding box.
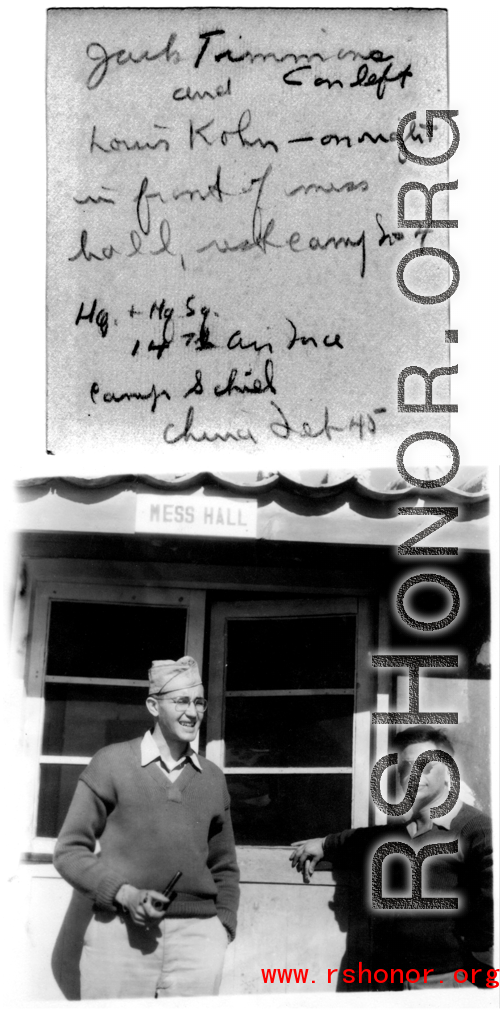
[54,656,239,1000]
[290,727,494,990]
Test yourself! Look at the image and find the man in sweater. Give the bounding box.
[54,656,239,1000]
[290,727,494,990]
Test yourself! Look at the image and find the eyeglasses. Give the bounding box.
[152,695,208,713]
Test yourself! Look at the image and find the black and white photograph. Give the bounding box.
[1,1,498,1009]
[12,467,493,998]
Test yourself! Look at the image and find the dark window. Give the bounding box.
[37,601,187,837]
[226,616,355,691]
[227,773,351,845]
[222,613,356,844]
[46,601,187,680]
[225,695,353,767]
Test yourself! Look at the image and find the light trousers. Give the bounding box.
[81,912,229,999]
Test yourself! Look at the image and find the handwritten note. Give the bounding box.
[47,8,450,459]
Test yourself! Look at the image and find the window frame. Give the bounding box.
[206,596,375,830]
[22,574,205,852]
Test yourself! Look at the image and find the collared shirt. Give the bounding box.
[140,730,202,783]
[405,796,464,838]
[432,796,464,830]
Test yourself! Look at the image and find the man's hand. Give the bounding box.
[289,838,325,882]
[114,884,173,926]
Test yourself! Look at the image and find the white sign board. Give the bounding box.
[135,494,257,538]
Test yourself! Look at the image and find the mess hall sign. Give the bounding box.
[135,494,257,538]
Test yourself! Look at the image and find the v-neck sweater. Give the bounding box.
[54,738,239,940]
[323,803,492,983]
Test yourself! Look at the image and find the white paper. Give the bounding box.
[2,3,498,1010]
[47,8,452,461]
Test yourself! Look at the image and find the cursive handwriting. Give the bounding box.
[227,331,273,354]
[74,192,116,205]
[196,164,367,275]
[194,28,395,70]
[214,358,276,396]
[86,36,180,90]
[90,124,170,155]
[189,109,278,153]
[164,405,257,444]
[90,381,171,412]
[173,78,231,101]
[287,179,368,196]
[286,319,343,350]
[269,401,380,441]
[350,60,412,100]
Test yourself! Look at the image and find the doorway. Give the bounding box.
[206,596,374,851]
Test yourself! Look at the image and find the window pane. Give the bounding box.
[227,774,351,845]
[42,683,151,756]
[37,764,85,837]
[224,696,353,767]
[46,601,187,680]
[226,616,355,691]
[38,600,189,836]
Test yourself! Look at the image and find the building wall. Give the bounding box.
[18,859,344,1000]
[13,532,491,1000]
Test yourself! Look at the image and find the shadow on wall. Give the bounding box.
[327,867,397,993]
[51,889,93,1000]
